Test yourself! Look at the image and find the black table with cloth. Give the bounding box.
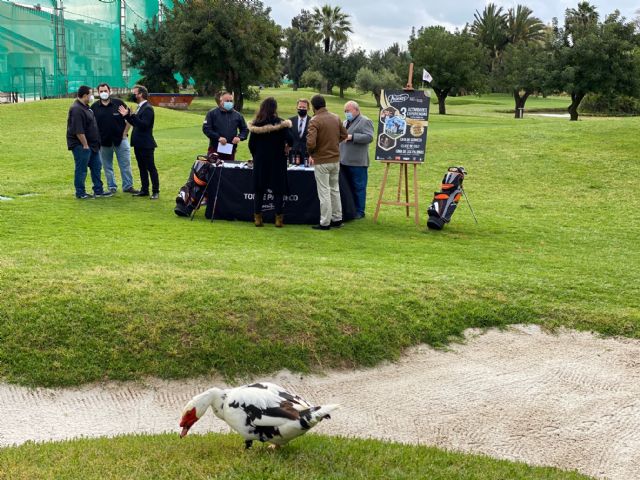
[204,164,356,224]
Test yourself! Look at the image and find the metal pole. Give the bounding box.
[461,188,478,224]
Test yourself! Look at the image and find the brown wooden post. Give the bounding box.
[413,163,420,225]
[373,162,391,222]
[404,63,414,91]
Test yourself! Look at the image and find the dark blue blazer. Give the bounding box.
[127,101,157,149]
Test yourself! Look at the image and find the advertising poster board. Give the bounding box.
[375,89,430,162]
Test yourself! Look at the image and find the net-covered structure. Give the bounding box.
[0,0,172,100]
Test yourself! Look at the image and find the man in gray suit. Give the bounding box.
[339,101,374,219]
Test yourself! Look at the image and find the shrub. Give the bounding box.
[300,70,324,90]
[244,86,261,102]
[579,93,640,116]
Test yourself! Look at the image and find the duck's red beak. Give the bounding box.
[179,407,197,438]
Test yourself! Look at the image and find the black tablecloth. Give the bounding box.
[204,166,356,224]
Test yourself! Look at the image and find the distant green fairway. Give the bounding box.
[0,89,638,387]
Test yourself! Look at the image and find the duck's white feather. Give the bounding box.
[198,382,338,446]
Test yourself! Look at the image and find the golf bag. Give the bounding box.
[427,166,468,230]
[174,154,219,217]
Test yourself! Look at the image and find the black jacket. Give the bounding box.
[125,101,157,149]
[248,118,293,194]
[91,98,127,147]
[288,114,311,159]
[203,107,249,150]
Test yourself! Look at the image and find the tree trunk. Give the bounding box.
[321,78,329,94]
[292,83,298,91]
[339,86,344,98]
[513,89,531,118]
[568,91,585,121]
[373,89,381,108]
[434,88,447,115]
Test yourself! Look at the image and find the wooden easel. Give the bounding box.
[373,63,422,226]
[373,161,420,225]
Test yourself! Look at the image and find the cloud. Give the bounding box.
[267,0,640,51]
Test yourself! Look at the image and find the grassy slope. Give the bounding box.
[0,433,590,480]
[0,89,639,387]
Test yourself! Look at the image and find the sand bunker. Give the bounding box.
[2,325,639,480]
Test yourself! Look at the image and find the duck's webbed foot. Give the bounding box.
[267,444,282,450]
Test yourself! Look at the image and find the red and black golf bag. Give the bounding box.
[427,166,468,230]
[174,154,219,217]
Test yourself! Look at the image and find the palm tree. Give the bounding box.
[311,5,353,54]
[565,2,599,42]
[507,5,546,44]
[470,3,509,72]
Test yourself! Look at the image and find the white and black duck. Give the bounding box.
[179,382,339,448]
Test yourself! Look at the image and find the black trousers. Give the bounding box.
[134,147,159,194]
[254,190,284,215]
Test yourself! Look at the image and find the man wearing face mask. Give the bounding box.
[118,85,159,199]
[66,85,111,199]
[339,101,374,219]
[91,83,138,194]
[202,91,249,161]
[288,99,311,165]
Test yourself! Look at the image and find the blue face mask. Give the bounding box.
[223,101,234,111]
[345,112,354,122]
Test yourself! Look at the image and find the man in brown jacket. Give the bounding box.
[307,95,348,230]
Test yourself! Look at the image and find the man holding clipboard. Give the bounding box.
[202,91,249,160]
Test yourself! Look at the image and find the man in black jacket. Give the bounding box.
[66,85,111,199]
[288,98,311,165]
[202,91,248,160]
[118,85,159,199]
[91,83,138,194]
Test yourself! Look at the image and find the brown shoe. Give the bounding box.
[254,213,263,227]
[275,214,284,228]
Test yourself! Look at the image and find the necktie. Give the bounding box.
[299,119,304,137]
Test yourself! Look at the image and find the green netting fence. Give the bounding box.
[0,0,170,101]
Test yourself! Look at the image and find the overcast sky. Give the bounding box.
[266,0,640,51]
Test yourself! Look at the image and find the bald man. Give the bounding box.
[339,100,374,219]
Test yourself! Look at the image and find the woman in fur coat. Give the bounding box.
[248,97,294,227]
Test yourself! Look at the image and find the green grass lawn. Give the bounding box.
[0,433,590,480]
[0,88,639,388]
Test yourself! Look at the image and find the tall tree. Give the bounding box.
[496,42,550,117]
[369,43,413,81]
[127,17,179,93]
[166,0,282,112]
[355,67,401,107]
[409,26,487,114]
[564,1,599,42]
[471,3,509,72]
[285,10,321,90]
[507,5,546,44]
[548,7,640,120]
[311,5,353,54]
[317,48,367,97]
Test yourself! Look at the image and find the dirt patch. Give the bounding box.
[1,325,639,479]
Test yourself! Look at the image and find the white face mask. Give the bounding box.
[88,95,95,104]
[99,92,110,101]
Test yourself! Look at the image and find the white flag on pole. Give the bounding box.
[422,69,433,83]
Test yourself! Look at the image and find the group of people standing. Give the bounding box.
[66,84,158,199]
[203,93,373,230]
[67,85,374,230]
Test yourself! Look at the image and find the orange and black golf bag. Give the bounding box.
[174,153,219,218]
[427,166,469,230]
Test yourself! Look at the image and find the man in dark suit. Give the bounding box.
[118,85,159,199]
[288,99,311,165]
